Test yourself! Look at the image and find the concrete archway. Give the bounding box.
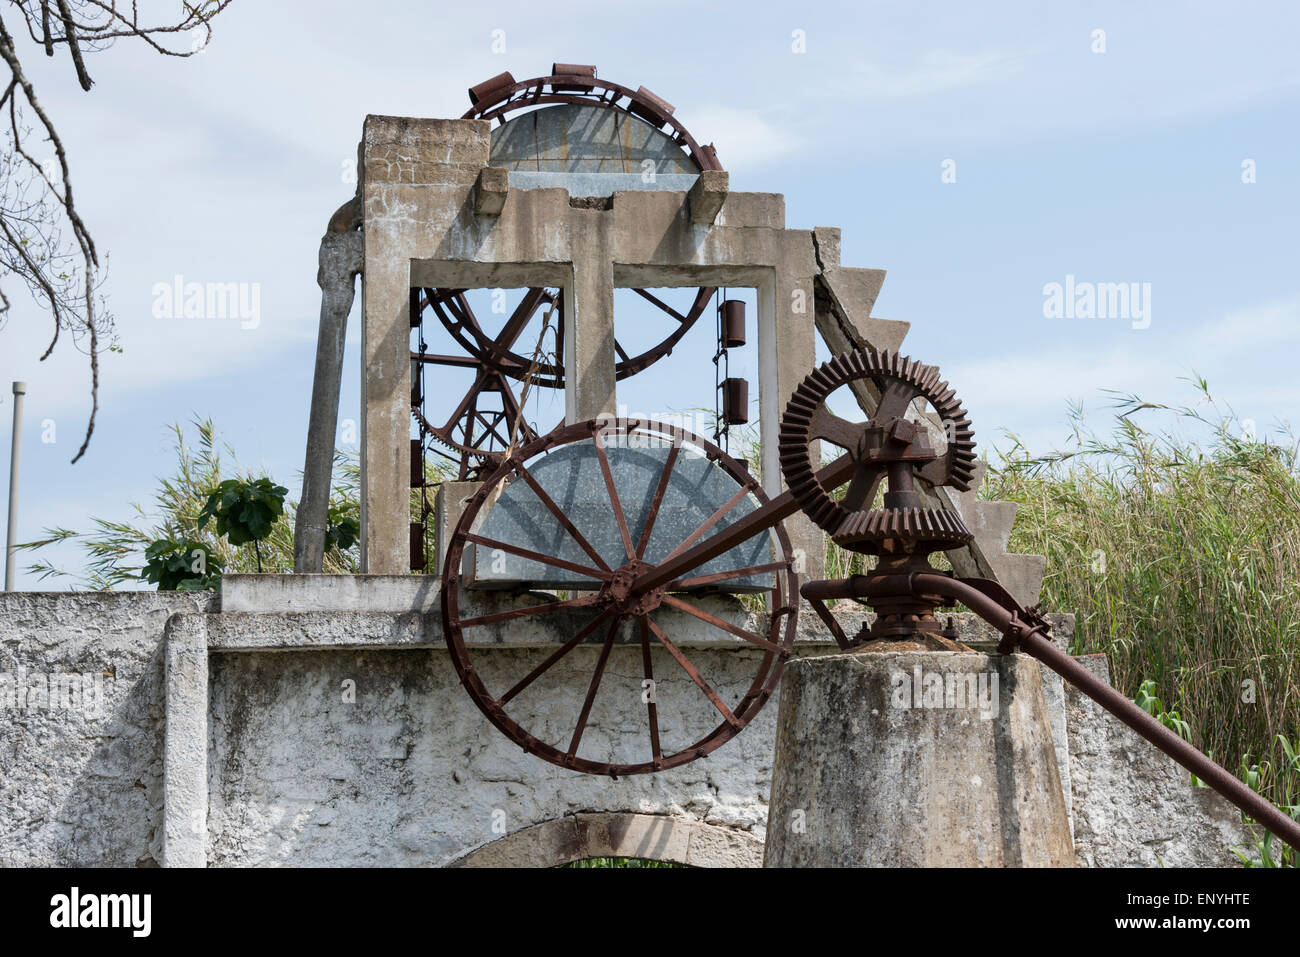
[449,813,763,868]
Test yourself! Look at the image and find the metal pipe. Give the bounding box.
[5,381,25,591]
[807,571,1300,851]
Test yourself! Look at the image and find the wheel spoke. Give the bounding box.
[661,481,755,562]
[875,379,919,421]
[646,618,741,730]
[463,533,611,581]
[639,619,662,766]
[592,433,636,560]
[841,462,883,512]
[660,594,785,654]
[412,352,481,368]
[508,461,612,572]
[635,440,680,559]
[669,561,789,590]
[809,404,863,450]
[499,607,616,705]
[497,287,550,350]
[631,287,689,323]
[459,593,601,629]
[566,618,620,759]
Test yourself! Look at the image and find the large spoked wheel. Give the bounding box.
[419,285,715,388]
[441,417,799,776]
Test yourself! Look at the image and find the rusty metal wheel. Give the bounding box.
[416,285,713,389]
[440,417,798,776]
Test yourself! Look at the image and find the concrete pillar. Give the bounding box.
[162,614,208,867]
[566,239,617,424]
[360,116,488,573]
[765,650,1074,867]
[757,234,823,582]
[294,219,362,573]
[434,480,480,576]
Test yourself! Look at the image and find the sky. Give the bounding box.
[2,0,1299,588]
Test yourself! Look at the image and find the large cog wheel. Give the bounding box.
[778,349,977,555]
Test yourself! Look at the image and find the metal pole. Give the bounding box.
[5,381,25,591]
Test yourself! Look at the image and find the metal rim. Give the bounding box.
[440,417,798,776]
[462,71,722,172]
[416,285,715,389]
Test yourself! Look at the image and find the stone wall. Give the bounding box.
[0,585,1258,867]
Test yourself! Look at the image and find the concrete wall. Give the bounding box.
[0,585,1257,867]
[0,592,215,867]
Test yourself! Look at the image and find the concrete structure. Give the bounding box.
[0,82,1251,869]
[764,651,1074,867]
[356,114,825,578]
[325,104,1045,598]
[0,585,1254,867]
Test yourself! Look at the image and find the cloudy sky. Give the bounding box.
[2,0,1299,588]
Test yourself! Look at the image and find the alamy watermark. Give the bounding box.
[889,664,999,720]
[0,668,109,717]
[1042,274,1151,329]
[595,405,720,448]
[151,274,261,329]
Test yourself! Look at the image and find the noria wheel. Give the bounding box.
[440,417,798,776]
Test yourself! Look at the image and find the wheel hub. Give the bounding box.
[600,559,665,618]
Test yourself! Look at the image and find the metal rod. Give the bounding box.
[5,381,25,591]
[631,451,858,596]
[806,571,1300,851]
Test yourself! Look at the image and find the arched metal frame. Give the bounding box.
[462,69,723,172]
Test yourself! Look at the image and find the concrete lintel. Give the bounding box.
[474,166,509,217]
[688,169,729,225]
[221,573,442,614]
[612,263,772,289]
[410,259,571,290]
[210,585,1074,655]
[208,611,428,652]
[162,614,209,867]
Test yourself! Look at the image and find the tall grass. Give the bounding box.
[983,382,1300,815]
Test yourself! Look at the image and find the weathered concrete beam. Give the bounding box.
[474,166,509,216]
[687,169,728,225]
[294,197,364,573]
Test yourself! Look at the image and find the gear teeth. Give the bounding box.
[832,507,974,555]
[779,348,979,540]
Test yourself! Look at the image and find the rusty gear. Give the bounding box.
[778,349,977,555]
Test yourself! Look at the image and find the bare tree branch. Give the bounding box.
[0,1,233,462]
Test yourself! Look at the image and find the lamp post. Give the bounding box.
[4,381,25,591]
